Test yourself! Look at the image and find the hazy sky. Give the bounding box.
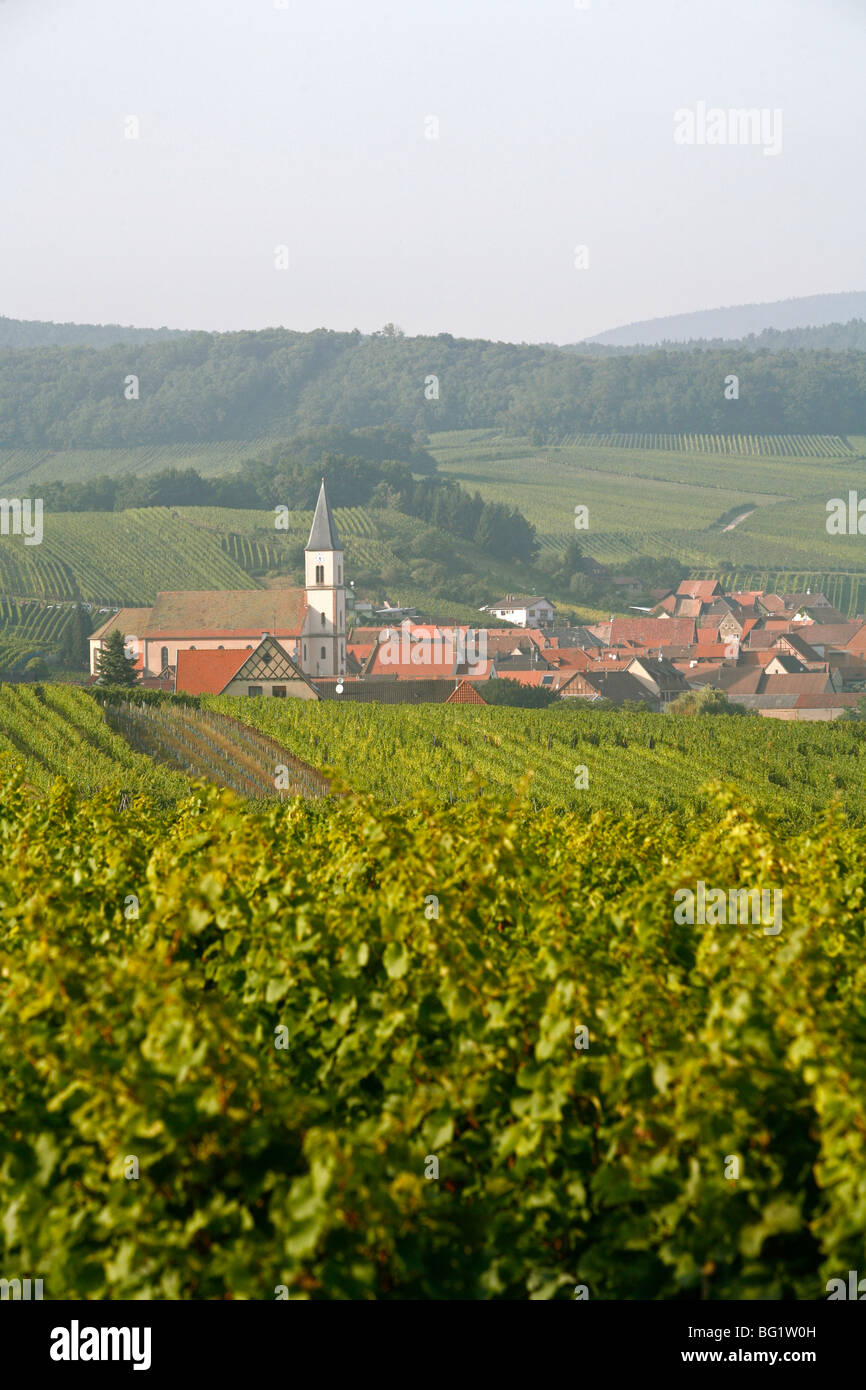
[0,0,863,342]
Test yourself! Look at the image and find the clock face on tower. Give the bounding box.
[316,555,323,563]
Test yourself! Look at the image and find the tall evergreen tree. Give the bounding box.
[96,629,139,687]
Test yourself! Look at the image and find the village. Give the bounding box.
[86,480,866,721]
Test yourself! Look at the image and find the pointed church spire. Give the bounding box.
[305,477,341,550]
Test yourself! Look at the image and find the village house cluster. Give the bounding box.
[87,484,866,719]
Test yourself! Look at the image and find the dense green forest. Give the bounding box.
[1,326,864,447]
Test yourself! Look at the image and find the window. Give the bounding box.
[218,645,224,650]
[338,564,342,584]
[248,685,263,697]
[272,686,286,698]
[160,646,168,669]
[321,612,326,627]
[320,647,326,659]
[190,645,196,650]
[315,564,324,584]
[303,643,307,660]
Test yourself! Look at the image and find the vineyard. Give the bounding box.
[0,508,257,603]
[0,502,462,603]
[104,702,330,800]
[220,533,281,575]
[0,684,187,799]
[0,685,331,802]
[4,687,866,827]
[2,775,865,1298]
[558,432,855,457]
[204,696,866,831]
[0,599,79,670]
[431,429,866,585]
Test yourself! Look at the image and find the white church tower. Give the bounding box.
[302,478,347,678]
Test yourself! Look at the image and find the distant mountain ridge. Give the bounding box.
[583,292,866,347]
[561,318,866,355]
[0,315,187,348]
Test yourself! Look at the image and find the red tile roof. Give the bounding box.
[446,680,487,704]
[608,617,696,648]
[175,648,248,695]
[675,598,703,618]
[759,597,795,618]
[549,648,594,669]
[676,580,720,599]
[653,594,678,615]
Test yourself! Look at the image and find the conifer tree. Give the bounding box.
[96,629,138,687]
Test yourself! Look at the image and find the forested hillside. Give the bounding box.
[0,325,864,447]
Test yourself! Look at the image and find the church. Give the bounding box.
[89,479,348,695]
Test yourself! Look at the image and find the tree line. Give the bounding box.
[1,327,864,447]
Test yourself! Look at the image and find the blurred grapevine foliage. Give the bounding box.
[1,768,864,1299]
